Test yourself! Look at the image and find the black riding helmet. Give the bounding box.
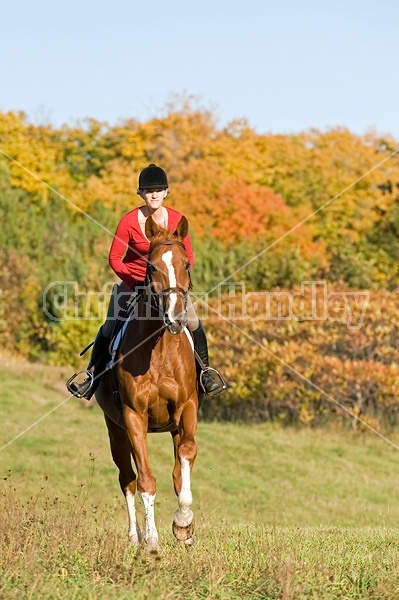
[137,164,168,192]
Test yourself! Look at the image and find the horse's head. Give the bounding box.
[145,215,192,335]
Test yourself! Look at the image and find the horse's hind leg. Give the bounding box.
[171,399,198,546]
[104,414,141,546]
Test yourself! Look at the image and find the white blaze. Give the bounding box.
[162,250,177,320]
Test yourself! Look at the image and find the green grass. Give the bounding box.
[2,360,399,598]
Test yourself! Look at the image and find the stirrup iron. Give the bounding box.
[199,367,227,396]
[66,370,94,398]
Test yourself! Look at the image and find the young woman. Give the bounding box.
[68,164,224,399]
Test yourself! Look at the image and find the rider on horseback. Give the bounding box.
[67,164,226,400]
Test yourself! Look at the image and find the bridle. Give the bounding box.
[143,239,192,318]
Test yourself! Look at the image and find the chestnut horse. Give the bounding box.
[95,215,198,551]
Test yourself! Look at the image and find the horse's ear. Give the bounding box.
[174,215,189,240]
[145,215,160,241]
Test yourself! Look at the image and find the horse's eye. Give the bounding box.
[149,263,156,272]
[185,262,190,271]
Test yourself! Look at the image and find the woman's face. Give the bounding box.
[140,188,168,212]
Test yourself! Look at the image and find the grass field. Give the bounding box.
[2,357,399,598]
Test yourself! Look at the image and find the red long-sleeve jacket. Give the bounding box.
[108,207,194,289]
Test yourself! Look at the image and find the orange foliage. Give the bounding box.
[200,285,399,423]
[0,105,398,277]
[208,178,290,242]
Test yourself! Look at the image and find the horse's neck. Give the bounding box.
[131,297,164,339]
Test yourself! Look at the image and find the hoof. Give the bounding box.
[173,518,195,543]
[179,536,195,549]
[144,544,160,554]
[128,525,142,546]
[144,538,159,553]
[129,533,141,546]
[176,535,195,550]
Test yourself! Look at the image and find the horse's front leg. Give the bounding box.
[171,397,198,546]
[104,414,142,546]
[123,406,159,552]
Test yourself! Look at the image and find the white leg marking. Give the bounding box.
[125,490,141,545]
[174,457,194,527]
[138,492,159,550]
[162,250,178,320]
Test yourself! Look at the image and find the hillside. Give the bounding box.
[2,360,399,598]
[1,105,399,424]
[2,358,399,526]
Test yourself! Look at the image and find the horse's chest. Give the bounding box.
[149,373,180,403]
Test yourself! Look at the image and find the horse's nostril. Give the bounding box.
[164,315,187,335]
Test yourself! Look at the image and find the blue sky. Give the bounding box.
[1,0,398,138]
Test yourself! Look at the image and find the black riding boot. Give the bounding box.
[192,321,225,396]
[67,326,110,400]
